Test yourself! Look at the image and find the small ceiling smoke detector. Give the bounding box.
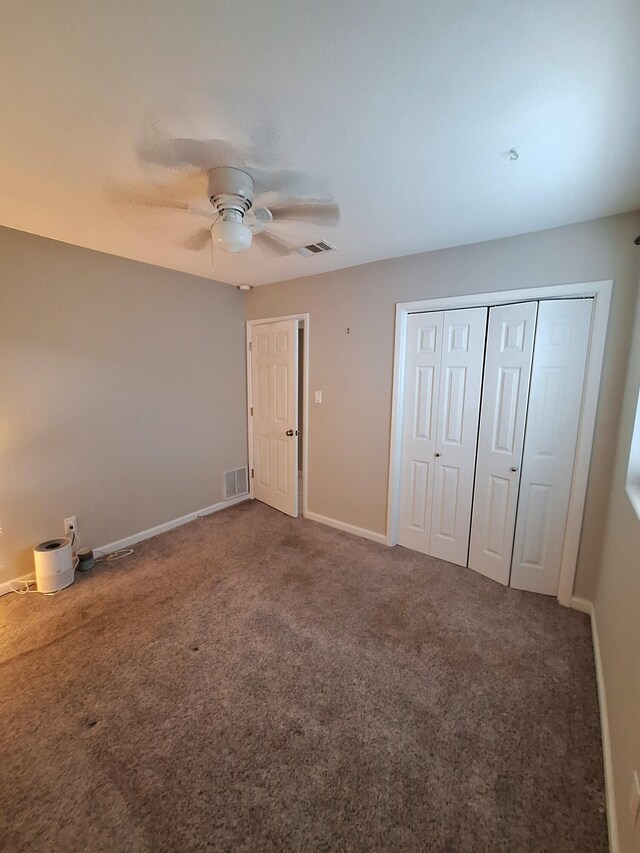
[297,240,336,257]
[237,284,252,291]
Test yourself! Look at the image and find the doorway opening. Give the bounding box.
[246,313,309,519]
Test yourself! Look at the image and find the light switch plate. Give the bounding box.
[314,390,322,404]
[630,770,640,828]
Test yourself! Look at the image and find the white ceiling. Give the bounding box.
[1,1,639,287]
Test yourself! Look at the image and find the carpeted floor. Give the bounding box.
[0,501,607,852]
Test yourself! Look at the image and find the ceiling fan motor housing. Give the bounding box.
[207,166,254,216]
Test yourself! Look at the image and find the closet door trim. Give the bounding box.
[387,281,612,607]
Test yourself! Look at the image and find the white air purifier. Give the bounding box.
[34,538,74,593]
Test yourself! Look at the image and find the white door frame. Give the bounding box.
[386,280,613,607]
[246,314,310,517]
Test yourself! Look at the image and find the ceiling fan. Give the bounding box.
[202,164,338,255]
[114,135,340,257]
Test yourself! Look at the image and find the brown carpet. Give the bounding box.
[0,500,607,852]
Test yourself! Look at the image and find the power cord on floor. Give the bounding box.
[9,535,134,596]
[94,549,134,562]
[10,577,39,595]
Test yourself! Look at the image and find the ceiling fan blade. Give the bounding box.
[253,229,293,256]
[139,136,257,172]
[252,169,332,199]
[182,228,212,251]
[245,206,273,234]
[107,185,190,210]
[269,200,340,226]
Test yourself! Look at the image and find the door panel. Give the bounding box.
[251,319,298,517]
[484,475,510,554]
[436,464,460,539]
[409,460,430,528]
[519,483,552,568]
[510,299,592,595]
[415,366,436,439]
[442,366,466,443]
[430,307,487,566]
[257,434,270,487]
[275,438,289,493]
[398,312,444,553]
[468,302,537,584]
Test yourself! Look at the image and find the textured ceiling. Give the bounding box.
[1,0,639,286]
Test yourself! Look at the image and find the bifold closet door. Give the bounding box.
[510,299,592,595]
[397,312,444,555]
[429,308,487,565]
[397,308,487,565]
[468,302,537,585]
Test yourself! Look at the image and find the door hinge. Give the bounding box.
[251,468,254,478]
[250,406,253,416]
[249,341,252,351]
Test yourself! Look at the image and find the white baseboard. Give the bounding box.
[304,511,387,545]
[96,493,249,554]
[571,596,619,853]
[570,596,593,615]
[0,494,250,598]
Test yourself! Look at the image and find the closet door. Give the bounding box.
[429,307,487,566]
[397,312,444,554]
[468,302,537,585]
[510,299,592,595]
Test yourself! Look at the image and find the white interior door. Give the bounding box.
[468,302,537,584]
[429,307,487,566]
[397,312,444,554]
[251,319,299,518]
[510,299,592,595]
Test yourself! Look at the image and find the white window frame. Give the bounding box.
[386,280,612,607]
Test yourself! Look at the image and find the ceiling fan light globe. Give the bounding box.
[211,213,253,253]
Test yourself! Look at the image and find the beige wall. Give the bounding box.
[246,211,640,600]
[0,226,247,585]
[593,279,640,853]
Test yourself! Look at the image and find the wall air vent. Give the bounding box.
[296,240,336,257]
[224,466,248,500]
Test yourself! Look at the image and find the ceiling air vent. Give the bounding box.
[297,240,336,257]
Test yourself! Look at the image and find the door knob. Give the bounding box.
[510,466,518,472]
[435,452,441,457]
[286,429,294,436]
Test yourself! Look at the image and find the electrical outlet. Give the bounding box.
[630,771,640,828]
[64,516,78,534]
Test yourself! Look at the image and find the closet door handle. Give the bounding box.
[435,452,441,458]
[510,466,518,472]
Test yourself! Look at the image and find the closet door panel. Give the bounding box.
[430,307,487,566]
[510,299,592,595]
[468,302,537,584]
[397,312,444,554]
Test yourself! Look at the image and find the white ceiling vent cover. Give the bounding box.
[297,240,336,256]
[224,466,248,500]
